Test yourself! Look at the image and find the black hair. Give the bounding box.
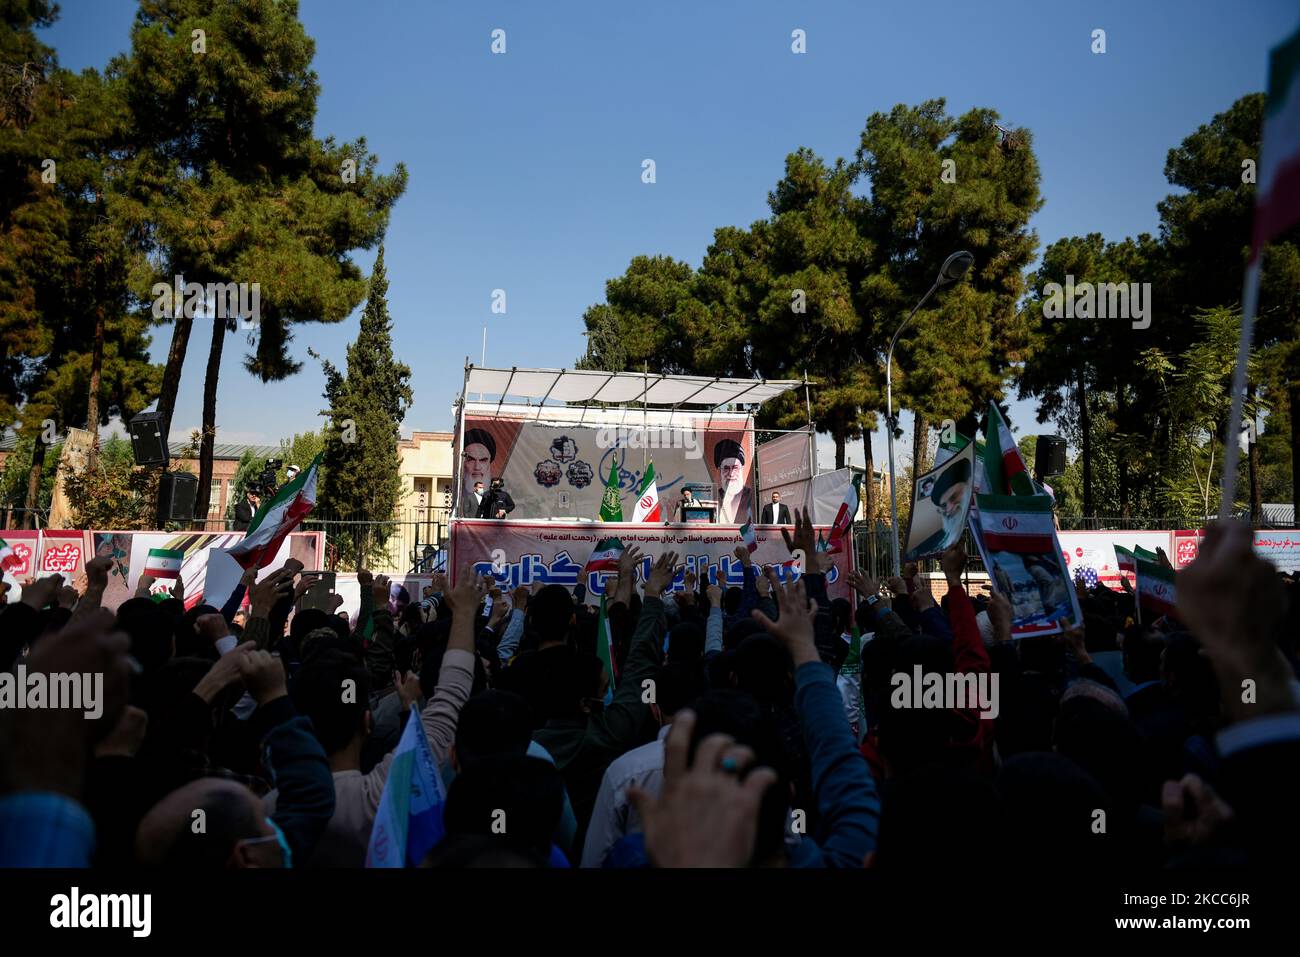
[1121,625,1165,684]
[443,755,564,860]
[732,635,794,708]
[292,649,371,755]
[689,690,788,865]
[455,690,535,768]
[655,661,708,716]
[666,622,705,663]
[526,584,575,646]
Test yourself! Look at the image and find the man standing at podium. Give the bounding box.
[671,487,696,523]
[760,490,791,525]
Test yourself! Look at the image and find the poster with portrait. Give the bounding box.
[902,442,976,561]
[454,412,754,523]
[971,492,1081,638]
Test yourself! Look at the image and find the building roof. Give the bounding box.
[169,442,281,460]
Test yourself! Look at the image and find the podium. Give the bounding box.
[682,503,717,524]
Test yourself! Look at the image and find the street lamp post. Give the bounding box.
[886,251,974,575]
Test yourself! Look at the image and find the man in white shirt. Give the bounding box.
[580,661,705,867]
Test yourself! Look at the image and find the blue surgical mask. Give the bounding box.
[267,818,293,869]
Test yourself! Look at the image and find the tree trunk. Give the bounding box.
[87,303,105,446]
[24,438,47,529]
[1247,384,1262,526]
[1077,366,1093,522]
[862,424,876,524]
[911,412,929,477]
[194,318,227,528]
[1116,383,1130,519]
[156,312,194,445]
[1291,377,1300,529]
[834,433,846,470]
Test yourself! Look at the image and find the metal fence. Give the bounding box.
[299,506,450,573]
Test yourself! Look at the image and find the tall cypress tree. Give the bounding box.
[314,247,412,570]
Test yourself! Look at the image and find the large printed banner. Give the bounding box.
[1058,531,1175,586]
[92,530,322,610]
[38,530,87,579]
[756,427,815,511]
[0,530,39,584]
[1249,531,1300,573]
[457,414,754,524]
[449,519,855,602]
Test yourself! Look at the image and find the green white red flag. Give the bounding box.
[631,461,662,523]
[1134,550,1177,620]
[583,537,625,576]
[824,473,861,555]
[974,493,1057,554]
[596,593,617,704]
[984,402,1035,497]
[1252,25,1300,262]
[144,547,185,579]
[227,454,322,570]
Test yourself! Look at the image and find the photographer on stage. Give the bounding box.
[477,477,515,520]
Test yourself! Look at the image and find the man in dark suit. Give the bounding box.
[477,478,515,519]
[232,488,261,531]
[760,491,791,524]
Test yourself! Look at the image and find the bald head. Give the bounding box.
[136,778,276,868]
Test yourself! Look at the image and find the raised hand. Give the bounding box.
[733,543,754,569]
[134,573,155,598]
[193,641,257,703]
[237,648,289,706]
[706,582,722,608]
[754,566,772,598]
[371,574,391,607]
[628,711,778,868]
[779,509,818,568]
[1162,774,1235,847]
[940,543,966,582]
[645,550,680,596]
[750,568,819,665]
[986,589,1013,643]
[21,574,64,610]
[250,569,295,618]
[394,669,422,711]
[444,564,487,617]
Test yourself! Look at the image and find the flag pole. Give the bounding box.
[1216,259,1261,520]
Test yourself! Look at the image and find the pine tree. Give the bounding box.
[120,0,407,524]
[313,248,412,570]
[1,5,159,525]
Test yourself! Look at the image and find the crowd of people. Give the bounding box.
[0,513,1296,870]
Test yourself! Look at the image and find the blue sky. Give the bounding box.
[45,0,1299,471]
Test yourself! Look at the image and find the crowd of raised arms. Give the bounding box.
[0,514,1296,869]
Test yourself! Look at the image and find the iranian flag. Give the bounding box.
[227,454,322,570]
[739,522,758,554]
[144,547,185,580]
[583,537,625,576]
[1252,25,1300,263]
[824,473,862,555]
[631,461,662,523]
[1135,551,1177,620]
[1113,544,1137,576]
[974,493,1057,554]
[984,402,1035,496]
[596,593,617,703]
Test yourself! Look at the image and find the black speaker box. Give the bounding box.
[129,411,169,467]
[157,471,198,525]
[1035,435,1068,477]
